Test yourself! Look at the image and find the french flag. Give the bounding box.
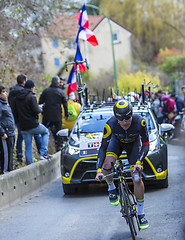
[74,43,86,72]
[75,4,89,29]
[66,66,77,95]
[76,26,98,46]
[67,44,86,95]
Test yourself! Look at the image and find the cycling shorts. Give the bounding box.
[106,136,141,167]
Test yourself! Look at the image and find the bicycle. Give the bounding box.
[65,59,89,107]
[100,160,140,240]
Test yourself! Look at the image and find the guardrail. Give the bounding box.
[0,151,61,209]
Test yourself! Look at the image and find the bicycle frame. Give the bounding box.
[118,174,140,240]
[65,60,88,107]
[104,162,140,240]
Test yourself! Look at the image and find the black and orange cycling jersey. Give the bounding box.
[96,114,149,170]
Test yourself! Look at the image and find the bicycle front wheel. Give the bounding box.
[119,182,137,240]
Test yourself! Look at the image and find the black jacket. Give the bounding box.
[14,89,41,131]
[0,98,15,137]
[8,84,24,123]
[39,82,68,122]
[176,96,184,114]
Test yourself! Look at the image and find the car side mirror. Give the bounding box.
[56,129,69,137]
[160,123,175,135]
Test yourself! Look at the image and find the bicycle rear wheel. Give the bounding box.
[119,182,137,240]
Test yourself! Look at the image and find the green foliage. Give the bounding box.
[99,0,185,63]
[159,54,185,75]
[154,48,182,65]
[117,70,161,94]
[86,0,100,14]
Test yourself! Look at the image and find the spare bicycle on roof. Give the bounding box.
[65,59,89,108]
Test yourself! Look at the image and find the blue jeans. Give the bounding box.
[21,124,49,165]
[16,124,42,159]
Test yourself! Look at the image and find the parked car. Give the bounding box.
[59,102,174,194]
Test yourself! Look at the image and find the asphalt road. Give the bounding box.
[0,142,185,240]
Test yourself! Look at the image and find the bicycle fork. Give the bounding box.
[119,180,137,219]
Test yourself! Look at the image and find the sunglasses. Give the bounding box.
[117,115,132,122]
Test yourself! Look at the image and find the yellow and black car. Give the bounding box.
[60,102,173,194]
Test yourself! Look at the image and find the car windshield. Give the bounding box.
[135,111,155,131]
[73,111,113,133]
[73,109,155,134]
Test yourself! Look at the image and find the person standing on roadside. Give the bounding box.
[8,74,26,163]
[8,74,41,163]
[161,96,176,124]
[152,93,164,124]
[39,76,69,151]
[170,93,185,136]
[14,80,50,164]
[181,86,185,107]
[170,93,184,114]
[62,92,81,132]
[0,85,15,174]
[156,89,165,123]
[59,76,66,90]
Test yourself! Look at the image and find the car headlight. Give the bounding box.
[68,145,80,155]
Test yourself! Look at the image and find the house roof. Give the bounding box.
[41,15,131,39]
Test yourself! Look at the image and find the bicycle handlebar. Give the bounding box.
[65,59,89,72]
[98,166,140,181]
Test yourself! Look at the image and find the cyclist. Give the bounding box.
[95,99,149,230]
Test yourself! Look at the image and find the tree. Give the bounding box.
[117,70,161,95]
[99,0,185,63]
[158,54,185,92]
[0,0,82,86]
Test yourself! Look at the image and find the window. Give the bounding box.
[54,58,60,67]
[113,32,121,44]
[52,38,58,48]
[67,40,76,49]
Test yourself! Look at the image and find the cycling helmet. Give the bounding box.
[113,100,132,121]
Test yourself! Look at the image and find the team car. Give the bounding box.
[60,102,173,194]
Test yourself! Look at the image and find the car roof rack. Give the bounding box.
[82,80,158,112]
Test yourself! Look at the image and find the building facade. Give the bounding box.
[41,15,132,76]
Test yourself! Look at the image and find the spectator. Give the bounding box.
[170,93,185,136]
[161,96,176,124]
[8,74,41,163]
[0,85,15,174]
[152,93,164,124]
[59,76,66,90]
[62,92,81,131]
[8,74,26,162]
[39,76,68,151]
[170,93,184,114]
[181,85,185,106]
[14,80,50,164]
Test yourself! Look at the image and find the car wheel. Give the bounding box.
[62,183,78,195]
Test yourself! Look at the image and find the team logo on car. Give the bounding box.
[88,142,100,148]
[94,142,99,147]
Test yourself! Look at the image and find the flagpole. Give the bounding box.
[84,40,89,67]
[86,3,119,95]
